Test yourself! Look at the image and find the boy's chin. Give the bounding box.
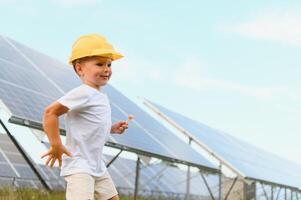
[97,81,109,87]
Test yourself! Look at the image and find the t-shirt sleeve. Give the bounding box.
[57,87,90,111]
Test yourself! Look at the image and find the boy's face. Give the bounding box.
[75,56,112,89]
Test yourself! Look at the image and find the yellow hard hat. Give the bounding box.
[69,34,123,64]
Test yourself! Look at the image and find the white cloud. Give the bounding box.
[172,59,299,101]
[221,8,301,45]
[112,52,301,105]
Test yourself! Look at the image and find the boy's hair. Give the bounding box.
[72,59,79,74]
[71,56,95,75]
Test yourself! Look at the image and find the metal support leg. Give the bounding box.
[285,188,287,200]
[219,164,222,200]
[275,187,281,200]
[106,149,123,168]
[134,157,141,200]
[200,171,216,200]
[184,138,192,200]
[255,182,257,200]
[260,182,269,200]
[271,185,274,200]
[184,165,191,200]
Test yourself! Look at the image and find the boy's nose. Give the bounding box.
[105,65,111,70]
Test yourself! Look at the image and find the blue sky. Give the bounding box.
[1,0,301,164]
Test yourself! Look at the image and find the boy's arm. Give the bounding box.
[41,102,72,167]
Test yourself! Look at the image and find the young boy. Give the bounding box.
[42,34,127,200]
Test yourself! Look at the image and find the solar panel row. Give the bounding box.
[145,99,301,189]
[0,133,217,197]
[0,35,217,171]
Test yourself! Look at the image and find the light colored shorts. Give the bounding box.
[64,171,118,200]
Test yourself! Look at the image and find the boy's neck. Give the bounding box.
[83,82,102,91]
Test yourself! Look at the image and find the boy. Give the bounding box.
[42,34,127,200]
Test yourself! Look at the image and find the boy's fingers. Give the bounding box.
[41,151,50,159]
[45,156,52,166]
[64,149,72,157]
[58,158,62,168]
[50,158,56,168]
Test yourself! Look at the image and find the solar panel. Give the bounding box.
[104,155,216,197]
[0,133,65,189]
[0,35,217,171]
[14,165,38,179]
[15,180,35,188]
[0,154,6,162]
[144,100,301,189]
[5,153,28,165]
[0,143,19,154]
[0,130,214,197]
[0,177,14,187]
[0,163,17,177]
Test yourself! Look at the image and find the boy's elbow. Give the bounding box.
[43,106,52,117]
[43,106,57,121]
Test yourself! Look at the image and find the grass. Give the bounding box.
[0,187,65,200]
[0,188,186,200]
[0,188,177,200]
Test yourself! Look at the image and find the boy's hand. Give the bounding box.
[111,121,128,134]
[41,144,72,168]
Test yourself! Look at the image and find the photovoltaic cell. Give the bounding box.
[0,80,55,123]
[0,37,32,69]
[0,163,17,177]
[0,154,6,162]
[0,59,60,98]
[0,35,217,171]
[0,142,19,153]
[0,134,65,189]
[15,180,34,188]
[0,177,14,187]
[14,165,38,179]
[146,100,301,189]
[6,153,28,165]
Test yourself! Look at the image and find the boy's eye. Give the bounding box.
[96,63,111,67]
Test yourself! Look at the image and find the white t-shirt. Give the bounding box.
[57,84,112,177]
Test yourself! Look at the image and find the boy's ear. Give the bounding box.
[74,62,83,76]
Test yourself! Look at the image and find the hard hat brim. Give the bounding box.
[69,49,123,65]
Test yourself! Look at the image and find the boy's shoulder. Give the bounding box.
[62,84,93,98]
[67,84,88,93]
[57,84,95,110]
[65,84,105,98]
